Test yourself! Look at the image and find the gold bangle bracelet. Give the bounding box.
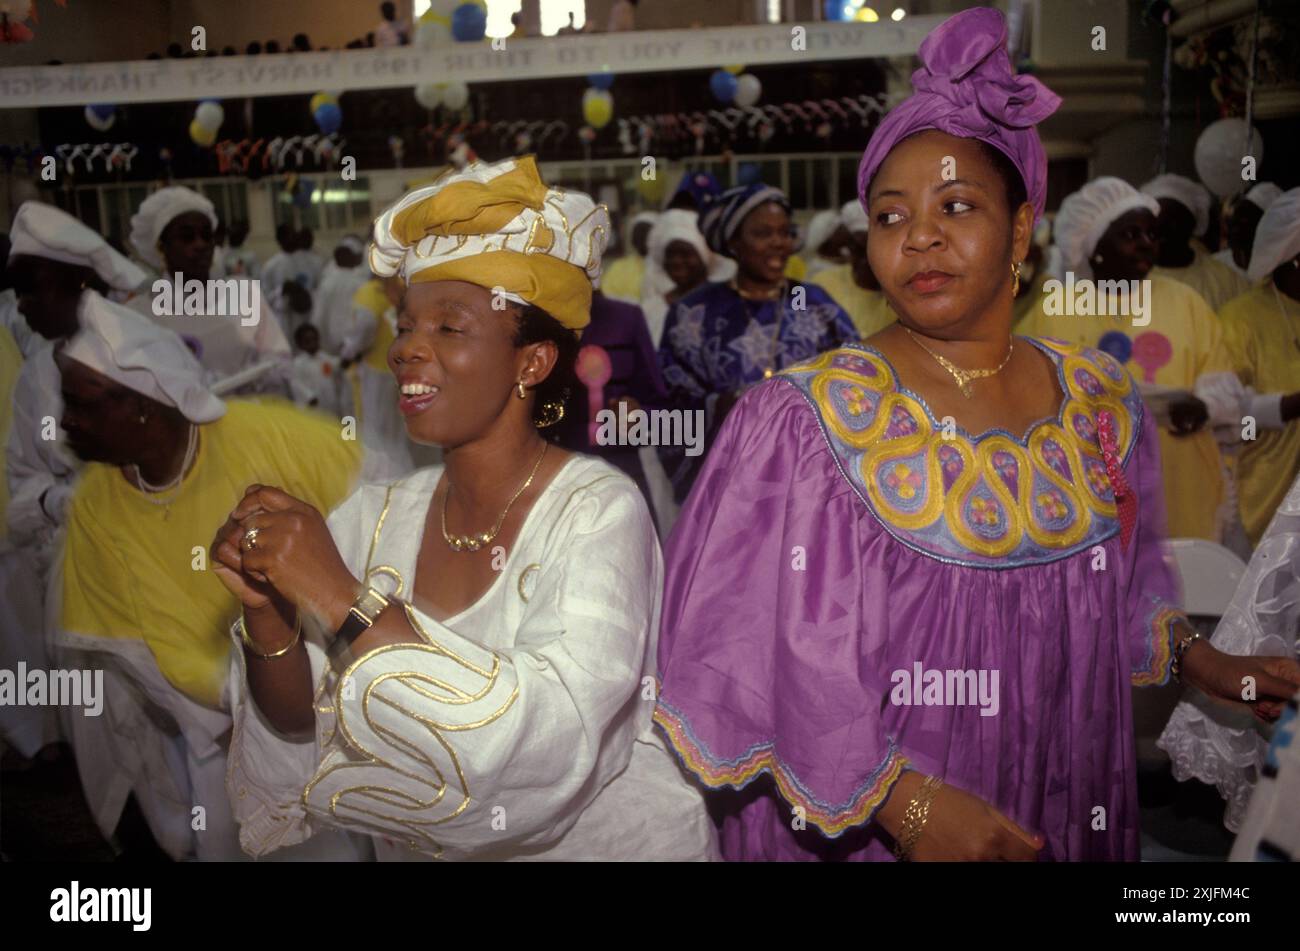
[240,611,302,660]
[893,773,943,861]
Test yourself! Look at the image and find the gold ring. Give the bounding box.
[243,527,261,551]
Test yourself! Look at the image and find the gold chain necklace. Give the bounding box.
[904,328,1014,398]
[441,442,548,553]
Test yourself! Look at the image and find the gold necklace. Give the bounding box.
[441,442,548,553]
[904,328,1014,398]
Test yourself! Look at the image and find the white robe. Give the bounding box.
[313,264,371,355]
[128,279,291,396]
[227,455,718,861]
[5,339,76,553]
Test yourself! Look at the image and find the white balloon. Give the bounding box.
[415,19,449,49]
[441,80,470,111]
[414,83,443,110]
[734,74,762,108]
[195,100,224,132]
[84,105,115,132]
[1194,117,1264,199]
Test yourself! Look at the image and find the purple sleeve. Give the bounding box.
[653,380,909,838]
[626,302,669,411]
[1122,403,1186,687]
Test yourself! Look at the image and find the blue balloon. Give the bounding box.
[314,102,342,135]
[1098,331,1133,365]
[824,0,851,21]
[709,69,738,103]
[737,162,761,186]
[587,72,615,90]
[451,3,487,42]
[88,103,115,120]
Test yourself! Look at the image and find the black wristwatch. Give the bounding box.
[334,585,391,649]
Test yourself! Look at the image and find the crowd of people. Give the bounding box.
[1,5,1298,864]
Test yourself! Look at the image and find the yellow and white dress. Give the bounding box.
[1020,275,1231,541]
[56,399,362,860]
[227,454,718,861]
[1219,283,1300,545]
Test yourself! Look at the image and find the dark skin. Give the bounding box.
[630,221,653,258]
[1091,209,1209,435]
[816,223,854,265]
[864,129,1300,860]
[728,201,795,295]
[211,280,573,735]
[9,255,98,341]
[55,354,195,488]
[1153,197,1196,268]
[158,211,214,282]
[1225,200,1264,271]
[1271,260,1300,423]
[663,239,708,301]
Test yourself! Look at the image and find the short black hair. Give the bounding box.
[513,304,578,429]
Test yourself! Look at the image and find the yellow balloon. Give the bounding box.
[724,64,745,75]
[310,92,338,113]
[189,118,217,147]
[637,175,666,204]
[583,92,613,129]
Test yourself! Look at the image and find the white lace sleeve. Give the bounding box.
[1157,474,1300,832]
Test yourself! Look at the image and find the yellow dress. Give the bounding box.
[0,325,21,539]
[61,399,362,708]
[1020,275,1230,541]
[1153,245,1253,312]
[600,254,646,302]
[784,254,808,282]
[809,264,896,338]
[1219,283,1300,544]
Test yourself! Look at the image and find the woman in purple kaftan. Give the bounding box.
[652,7,1300,862]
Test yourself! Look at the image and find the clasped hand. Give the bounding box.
[210,483,358,625]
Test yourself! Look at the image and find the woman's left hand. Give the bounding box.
[231,484,358,627]
[1183,643,1300,722]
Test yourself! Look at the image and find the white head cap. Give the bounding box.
[1140,173,1211,238]
[8,202,146,291]
[1247,187,1300,284]
[1243,182,1283,212]
[839,199,869,236]
[1053,177,1159,279]
[63,292,226,423]
[129,186,218,269]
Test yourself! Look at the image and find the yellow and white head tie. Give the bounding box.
[368,155,610,333]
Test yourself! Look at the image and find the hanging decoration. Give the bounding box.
[709,69,738,104]
[582,88,614,129]
[1193,117,1263,198]
[734,74,762,108]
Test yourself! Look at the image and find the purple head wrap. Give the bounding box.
[856,8,1061,223]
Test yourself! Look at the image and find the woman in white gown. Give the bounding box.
[212,156,718,861]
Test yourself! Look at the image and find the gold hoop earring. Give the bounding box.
[534,401,565,428]
[516,380,527,399]
[1011,261,1021,298]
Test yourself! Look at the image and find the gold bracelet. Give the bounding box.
[240,611,302,660]
[893,773,943,861]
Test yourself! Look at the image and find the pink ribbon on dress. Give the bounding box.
[1097,410,1136,551]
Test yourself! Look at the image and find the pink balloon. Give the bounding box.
[1130,332,1172,383]
[576,345,613,446]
